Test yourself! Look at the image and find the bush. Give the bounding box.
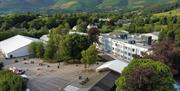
[0,70,26,91]
[29,42,45,58]
[116,59,175,91]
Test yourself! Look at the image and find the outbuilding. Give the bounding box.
[40,34,49,43]
[96,60,128,74]
[0,35,39,58]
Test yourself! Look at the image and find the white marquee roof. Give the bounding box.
[96,60,128,74]
[63,85,79,91]
[0,35,39,54]
[40,34,49,42]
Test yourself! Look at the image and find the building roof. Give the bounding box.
[100,33,152,49]
[72,25,77,31]
[40,35,49,42]
[90,71,119,91]
[142,32,159,40]
[87,24,98,29]
[0,35,39,54]
[96,60,128,74]
[69,31,88,36]
[63,85,79,91]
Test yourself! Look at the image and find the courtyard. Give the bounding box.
[3,58,109,91]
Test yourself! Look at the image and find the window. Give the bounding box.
[132,49,135,52]
[124,51,127,54]
[124,46,127,49]
[128,53,131,56]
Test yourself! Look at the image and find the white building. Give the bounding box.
[72,25,77,31]
[40,34,49,43]
[63,85,79,91]
[98,32,158,62]
[69,31,88,36]
[96,60,128,74]
[87,24,98,30]
[0,35,39,58]
[99,18,111,22]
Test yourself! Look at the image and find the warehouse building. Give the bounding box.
[0,35,39,58]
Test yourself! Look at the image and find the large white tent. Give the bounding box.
[63,85,79,91]
[96,60,128,74]
[0,35,39,58]
[40,34,49,43]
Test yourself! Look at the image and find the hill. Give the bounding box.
[0,0,55,12]
[0,0,179,13]
[154,9,180,16]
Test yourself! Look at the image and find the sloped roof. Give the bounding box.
[63,85,79,91]
[96,60,128,74]
[0,35,39,54]
[40,34,49,42]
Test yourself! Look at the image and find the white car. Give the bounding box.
[9,67,25,75]
[21,74,29,80]
[9,67,17,72]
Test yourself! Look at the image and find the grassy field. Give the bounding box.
[154,9,180,17]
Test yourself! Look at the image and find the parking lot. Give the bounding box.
[3,58,107,91]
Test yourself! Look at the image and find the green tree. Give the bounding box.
[0,70,26,91]
[160,17,168,25]
[76,22,88,33]
[58,34,90,62]
[28,42,37,57]
[29,42,45,58]
[100,25,114,33]
[81,44,98,68]
[35,42,45,58]
[52,24,70,36]
[175,31,180,46]
[44,44,55,60]
[28,19,45,30]
[116,59,175,91]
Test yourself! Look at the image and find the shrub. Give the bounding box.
[0,70,26,91]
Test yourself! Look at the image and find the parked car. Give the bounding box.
[9,67,25,75]
[9,67,17,72]
[15,69,25,75]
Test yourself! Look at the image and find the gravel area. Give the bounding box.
[3,58,107,91]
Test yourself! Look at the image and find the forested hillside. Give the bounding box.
[0,0,180,13]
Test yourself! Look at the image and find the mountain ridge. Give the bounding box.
[0,0,179,13]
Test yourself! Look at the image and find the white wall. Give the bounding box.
[6,45,30,58]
